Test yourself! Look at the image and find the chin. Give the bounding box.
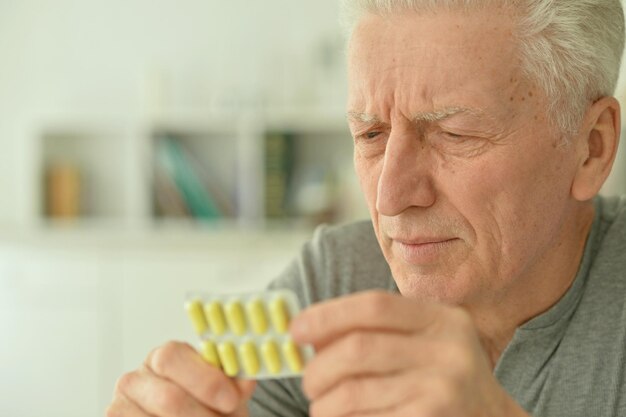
[393,269,473,306]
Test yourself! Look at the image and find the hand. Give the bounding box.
[290,291,529,417]
[106,341,256,417]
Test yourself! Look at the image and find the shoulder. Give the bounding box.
[584,195,626,293]
[310,219,382,259]
[268,220,394,308]
[597,194,626,223]
[595,194,626,251]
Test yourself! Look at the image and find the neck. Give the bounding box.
[469,201,596,367]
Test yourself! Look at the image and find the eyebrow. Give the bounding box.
[347,107,484,124]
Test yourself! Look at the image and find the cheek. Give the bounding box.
[452,145,574,266]
[354,153,382,212]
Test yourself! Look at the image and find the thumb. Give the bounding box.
[236,379,257,400]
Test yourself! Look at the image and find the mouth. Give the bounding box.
[391,237,459,265]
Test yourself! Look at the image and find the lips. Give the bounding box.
[393,237,456,245]
[391,237,458,264]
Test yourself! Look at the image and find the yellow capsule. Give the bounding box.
[246,299,269,334]
[199,340,221,368]
[282,340,304,372]
[239,341,260,376]
[218,342,239,377]
[261,339,282,375]
[269,297,290,333]
[185,299,208,335]
[205,301,227,336]
[225,301,247,335]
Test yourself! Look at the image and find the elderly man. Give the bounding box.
[108,1,626,416]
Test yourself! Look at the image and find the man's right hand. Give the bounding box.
[106,341,256,417]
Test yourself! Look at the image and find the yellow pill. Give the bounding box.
[239,341,260,376]
[185,299,208,335]
[246,299,269,334]
[218,342,239,377]
[199,340,221,368]
[225,301,247,335]
[282,340,304,372]
[261,339,282,375]
[205,301,227,336]
[269,297,290,333]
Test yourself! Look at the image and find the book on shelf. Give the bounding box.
[153,164,190,217]
[154,135,234,221]
[264,131,296,219]
[46,163,81,219]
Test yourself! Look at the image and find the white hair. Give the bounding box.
[340,0,625,138]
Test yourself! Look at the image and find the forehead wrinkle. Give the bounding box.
[347,111,382,124]
[411,106,484,123]
[347,106,488,124]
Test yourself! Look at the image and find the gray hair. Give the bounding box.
[340,0,625,138]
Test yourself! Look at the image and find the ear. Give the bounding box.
[571,96,621,201]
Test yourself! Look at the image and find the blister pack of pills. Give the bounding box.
[185,289,314,379]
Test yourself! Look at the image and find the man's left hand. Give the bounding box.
[290,290,530,417]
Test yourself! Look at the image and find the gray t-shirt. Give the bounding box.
[249,195,626,416]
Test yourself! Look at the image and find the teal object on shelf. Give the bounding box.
[157,136,222,220]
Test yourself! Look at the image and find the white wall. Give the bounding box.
[0,2,345,415]
[0,0,347,226]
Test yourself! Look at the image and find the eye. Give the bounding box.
[354,131,383,142]
[442,131,464,140]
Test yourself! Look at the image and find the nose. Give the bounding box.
[376,128,436,216]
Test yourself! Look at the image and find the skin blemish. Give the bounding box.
[528,91,533,97]
[510,97,514,101]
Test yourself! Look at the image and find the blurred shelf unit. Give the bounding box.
[30,110,368,232]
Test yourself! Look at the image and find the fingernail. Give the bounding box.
[214,385,237,412]
[290,316,308,340]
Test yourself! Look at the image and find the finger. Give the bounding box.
[335,372,470,417]
[145,341,241,413]
[119,367,220,417]
[235,379,258,401]
[345,398,446,417]
[290,291,442,346]
[303,331,420,399]
[363,393,456,417]
[309,372,420,417]
[106,393,155,417]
